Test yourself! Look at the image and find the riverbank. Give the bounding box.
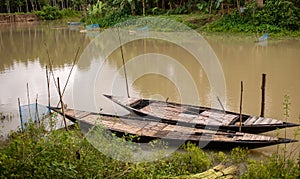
[0,13,39,23]
[1,11,300,38]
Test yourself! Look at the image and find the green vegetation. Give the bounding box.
[0,120,237,178]
[0,113,299,178]
[1,0,300,36]
[204,0,300,36]
[34,6,80,20]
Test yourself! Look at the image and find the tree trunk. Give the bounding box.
[169,0,172,10]
[162,0,165,10]
[30,0,35,11]
[5,0,10,13]
[237,0,241,15]
[142,0,145,16]
[25,0,29,12]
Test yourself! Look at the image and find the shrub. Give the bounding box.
[204,0,300,33]
[35,6,62,20]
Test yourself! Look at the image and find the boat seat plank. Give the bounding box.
[243,116,258,125]
[201,111,238,125]
[270,119,283,124]
[124,98,141,107]
[253,117,265,125]
[257,117,273,124]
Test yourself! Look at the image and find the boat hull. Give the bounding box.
[104,94,299,134]
[50,107,297,150]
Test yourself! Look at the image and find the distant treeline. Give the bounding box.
[2,0,299,15]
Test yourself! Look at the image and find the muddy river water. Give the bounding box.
[0,22,299,156]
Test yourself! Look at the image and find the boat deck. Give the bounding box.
[64,109,278,142]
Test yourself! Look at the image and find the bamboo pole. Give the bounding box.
[35,94,40,124]
[46,65,51,113]
[239,81,243,132]
[57,77,69,131]
[217,96,226,114]
[56,47,80,108]
[117,28,130,98]
[62,47,80,96]
[26,83,32,120]
[260,73,266,117]
[44,43,58,92]
[18,98,24,132]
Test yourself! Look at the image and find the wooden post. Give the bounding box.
[26,83,32,120]
[239,81,243,132]
[18,98,24,132]
[260,73,266,117]
[46,65,51,113]
[57,77,69,131]
[35,94,40,124]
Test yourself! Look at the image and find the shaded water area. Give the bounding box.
[0,22,299,157]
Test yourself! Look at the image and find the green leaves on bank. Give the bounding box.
[204,0,300,34]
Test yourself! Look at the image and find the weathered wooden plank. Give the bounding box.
[270,119,283,124]
[200,111,238,126]
[253,117,265,125]
[257,117,273,124]
[243,116,258,125]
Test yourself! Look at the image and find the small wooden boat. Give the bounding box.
[50,107,297,149]
[257,33,268,42]
[103,95,299,134]
[67,22,82,26]
[86,23,100,31]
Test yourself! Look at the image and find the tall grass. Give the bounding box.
[241,95,300,178]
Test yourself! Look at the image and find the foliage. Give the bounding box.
[0,116,248,178]
[34,5,62,20]
[0,121,216,178]
[241,154,300,179]
[241,95,300,179]
[204,0,300,33]
[60,8,80,18]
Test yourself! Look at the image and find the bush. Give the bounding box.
[204,0,300,33]
[61,8,80,18]
[35,6,62,20]
[241,154,300,178]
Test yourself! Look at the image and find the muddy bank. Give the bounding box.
[0,14,39,23]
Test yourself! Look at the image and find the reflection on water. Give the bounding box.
[0,22,90,135]
[0,22,90,71]
[0,23,299,156]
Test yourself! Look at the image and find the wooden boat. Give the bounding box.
[67,22,82,26]
[50,107,297,149]
[103,95,299,134]
[257,33,268,42]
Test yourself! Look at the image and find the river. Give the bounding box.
[0,21,299,157]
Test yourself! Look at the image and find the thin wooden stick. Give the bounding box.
[117,28,130,98]
[46,65,51,113]
[18,98,24,132]
[44,42,58,92]
[26,83,32,120]
[260,73,266,117]
[239,81,243,132]
[57,77,69,131]
[56,47,80,108]
[217,96,226,114]
[35,94,40,124]
[62,47,80,96]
